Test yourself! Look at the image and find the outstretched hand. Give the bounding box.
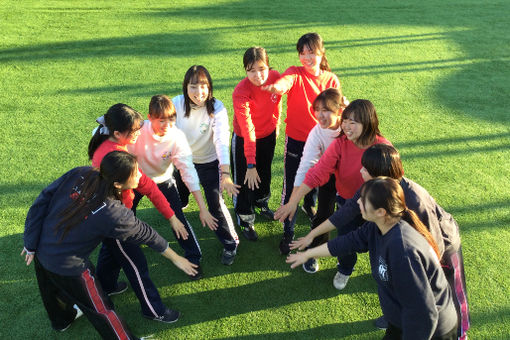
[274,202,298,222]
[290,235,313,251]
[172,256,199,276]
[200,209,218,231]
[286,252,310,269]
[169,216,189,240]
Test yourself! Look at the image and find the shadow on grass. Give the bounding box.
[215,320,377,339]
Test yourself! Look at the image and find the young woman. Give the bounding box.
[22,151,197,339]
[262,32,342,253]
[172,65,239,265]
[128,95,238,266]
[89,103,201,323]
[231,47,282,241]
[275,99,390,290]
[288,88,346,272]
[291,144,469,339]
[286,177,458,340]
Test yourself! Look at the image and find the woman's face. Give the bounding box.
[341,115,363,143]
[246,59,269,87]
[299,45,322,75]
[116,123,142,145]
[358,195,376,222]
[187,81,209,107]
[149,114,176,136]
[314,102,340,130]
[119,164,142,190]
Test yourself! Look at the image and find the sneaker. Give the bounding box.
[143,308,180,324]
[279,234,293,255]
[301,205,316,221]
[221,248,237,266]
[255,204,274,220]
[302,258,319,273]
[107,281,128,296]
[58,304,83,332]
[374,315,388,330]
[333,272,350,290]
[242,225,258,241]
[188,265,202,281]
[181,203,189,210]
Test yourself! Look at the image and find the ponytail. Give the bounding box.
[54,151,137,242]
[402,208,440,260]
[88,103,143,160]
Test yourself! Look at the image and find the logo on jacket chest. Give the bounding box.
[378,256,389,282]
[199,122,209,134]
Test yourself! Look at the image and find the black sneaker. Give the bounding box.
[221,248,237,266]
[188,265,202,281]
[143,308,180,324]
[301,205,316,221]
[255,204,275,220]
[242,225,258,241]
[279,234,293,255]
[302,258,319,273]
[374,315,388,330]
[107,281,128,296]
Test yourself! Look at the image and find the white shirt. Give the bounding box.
[172,94,231,165]
[294,123,342,187]
[127,121,200,191]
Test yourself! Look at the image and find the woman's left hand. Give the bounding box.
[286,252,310,269]
[200,209,218,231]
[221,175,240,196]
[20,248,34,266]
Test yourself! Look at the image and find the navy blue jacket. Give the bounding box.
[327,220,457,339]
[24,167,168,276]
[328,177,460,258]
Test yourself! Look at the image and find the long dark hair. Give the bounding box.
[296,32,330,72]
[54,151,137,241]
[88,103,143,160]
[182,65,215,117]
[361,144,404,180]
[360,177,440,260]
[339,99,381,147]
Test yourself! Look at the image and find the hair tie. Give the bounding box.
[95,116,110,135]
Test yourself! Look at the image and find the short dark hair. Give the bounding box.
[361,144,404,180]
[149,95,176,119]
[243,46,269,71]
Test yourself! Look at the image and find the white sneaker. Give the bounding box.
[333,272,350,290]
[58,304,83,332]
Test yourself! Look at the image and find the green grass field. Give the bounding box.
[1,0,509,339]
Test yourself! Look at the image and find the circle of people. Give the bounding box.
[22,33,469,340]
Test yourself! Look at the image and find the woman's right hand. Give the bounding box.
[169,216,189,240]
[290,235,313,251]
[261,83,285,95]
[172,256,198,276]
[274,202,298,222]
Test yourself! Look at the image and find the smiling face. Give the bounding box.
[341,114,363,143]
[299,45,322,75]
[187,81,209,107]
[314,101,341,130]
[246,59,269,87]
[114,120,142,145]
[149,114,176,137]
